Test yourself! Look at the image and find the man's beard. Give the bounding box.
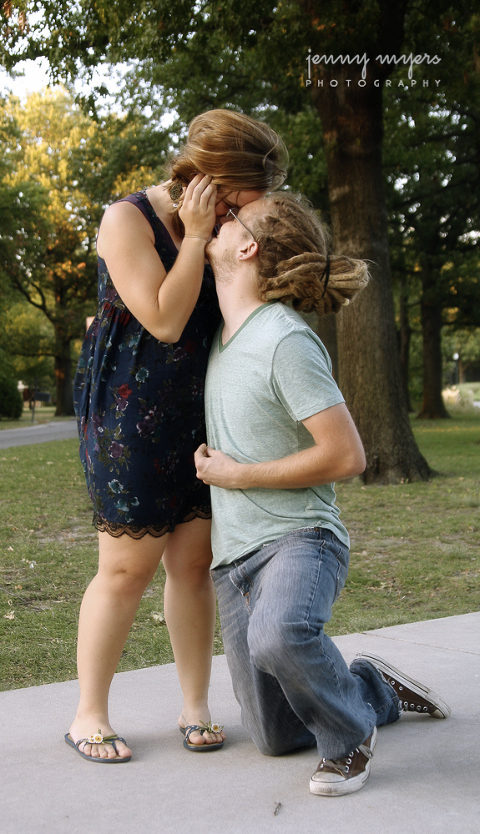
[206,243,237,284]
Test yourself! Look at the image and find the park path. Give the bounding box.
[0,419,78,449]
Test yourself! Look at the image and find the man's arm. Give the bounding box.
[194,402,366,490]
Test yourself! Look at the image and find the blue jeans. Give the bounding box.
[212,528,400,759]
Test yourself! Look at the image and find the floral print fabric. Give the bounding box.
[73,192,221,537]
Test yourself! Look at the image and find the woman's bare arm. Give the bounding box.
[97,175,217,343]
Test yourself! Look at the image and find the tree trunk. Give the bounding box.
[55,340,74,416]
[398,272,413,412]
[303,312,339,381]
[417,265,450,419]
[312,68,431,483]
[315,314,339,381]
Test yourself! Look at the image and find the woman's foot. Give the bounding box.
[178,712,226,748]
[68,719,132,761]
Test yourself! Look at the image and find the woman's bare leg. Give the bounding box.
[68,531,167,760]
[162,517,225,747]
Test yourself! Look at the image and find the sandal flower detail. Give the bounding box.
[87,730,104,744]
[65,730,131,763]
[199,722,224,734]
[180,722,225,752]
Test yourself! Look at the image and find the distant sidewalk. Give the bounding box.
[0,419,78,449]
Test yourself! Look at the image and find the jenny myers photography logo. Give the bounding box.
[305,51,441,88]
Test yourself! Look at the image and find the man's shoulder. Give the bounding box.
[264,305,327,354]
[257,303,314,338]
[217,303,326,366]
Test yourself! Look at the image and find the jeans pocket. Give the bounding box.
[230,569,253,613]
[333,544,350,602]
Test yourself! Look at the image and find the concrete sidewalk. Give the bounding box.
[1,612,478,834]
[0,419,78,449]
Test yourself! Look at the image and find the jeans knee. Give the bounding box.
[248,625,278,672]
[249,619,307,674]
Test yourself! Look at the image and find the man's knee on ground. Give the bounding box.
[256,738,290,756]
[247,723,298,757]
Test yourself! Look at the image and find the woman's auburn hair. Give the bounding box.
[252,192,370,317]
[167,109,288,193]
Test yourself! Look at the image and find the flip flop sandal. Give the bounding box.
[65,731,131,763]
[180,724,225,752]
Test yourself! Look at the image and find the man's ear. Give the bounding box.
[237,239,258,261]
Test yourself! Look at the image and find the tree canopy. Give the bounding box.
[2,1,479,476]
[384,81,480,417]
[0,87,170,413]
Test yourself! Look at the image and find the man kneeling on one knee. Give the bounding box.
[195,193,450,797]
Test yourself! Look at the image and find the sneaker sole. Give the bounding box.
[309,727,377,796]
[356,652,451,718]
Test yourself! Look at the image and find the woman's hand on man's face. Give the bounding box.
[179,175,217,241]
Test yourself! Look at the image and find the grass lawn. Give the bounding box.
[0,410,479,690]
[330,412,480,634]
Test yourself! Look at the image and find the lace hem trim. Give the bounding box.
[93,509,212,539]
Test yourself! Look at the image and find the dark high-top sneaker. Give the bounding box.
[355,652,451,718]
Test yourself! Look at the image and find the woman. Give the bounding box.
[67,110,288,761]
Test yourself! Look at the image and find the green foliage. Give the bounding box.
[0,302,55,389]
[67,106,170,205]
[1,90,99,335]
[4,2,477,114]
[385,82,480,328]
[266,107,329,208]
[0,367,23,419]
[0,94,51,303]
[443,328,480,379]
[0,87,171,412]
[383,46,480,412]
[0,90,100,412]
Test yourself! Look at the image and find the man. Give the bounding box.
[195,193,450,796]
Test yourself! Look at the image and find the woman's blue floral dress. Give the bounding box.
[73,192,221,538]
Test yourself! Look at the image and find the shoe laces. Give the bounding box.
[318,740,374,776]
[386,677,433,713]
[400,698,431,713]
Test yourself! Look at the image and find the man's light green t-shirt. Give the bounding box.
[205,303,350,569]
